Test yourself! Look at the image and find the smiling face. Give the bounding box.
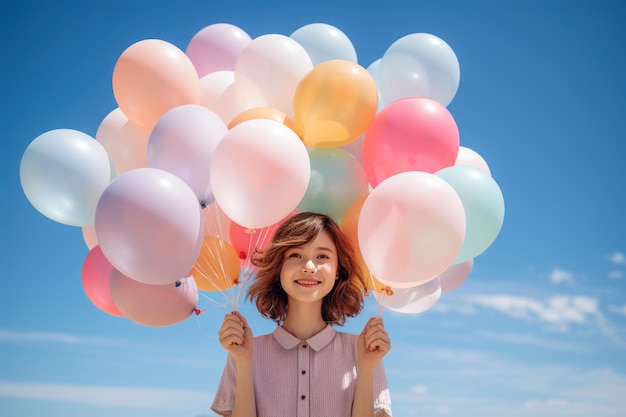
[279,229,339,306]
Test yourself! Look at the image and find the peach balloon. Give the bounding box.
[293,60,378,148]
[199,71,238,125]
[112,39,201,130]
[190,237,241,292]
[96,108,150,175]
[82,225,98,250]
[110,272,198,327]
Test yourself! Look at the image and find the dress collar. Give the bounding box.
[272,324,336,352]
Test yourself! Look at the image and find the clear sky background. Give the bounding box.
[2,1,625,416]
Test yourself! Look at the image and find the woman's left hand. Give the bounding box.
[357,317,391,370]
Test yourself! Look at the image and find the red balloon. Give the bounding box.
[362,97,460,187]
[229,211,293,264]
[81,246,124,317]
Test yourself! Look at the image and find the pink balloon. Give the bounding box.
[186,23,252,77]
[96,108,150,175]
[439,258,473,293]
[379,277,442,314]
[110,271,198,327]
[358,171,466,288]
[210,119,310,229]
[95,168,203,285]
[362,97,460,187]
[148,104,227,205]
[455,146,491,176]
[81,246,124,317]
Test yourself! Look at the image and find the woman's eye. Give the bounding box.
[287,253,301,258]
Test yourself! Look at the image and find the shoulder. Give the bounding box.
[334,329,358,340]
[331,329,359,348]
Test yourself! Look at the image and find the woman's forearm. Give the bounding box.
[231,359,257,417]
[351,365,376,417]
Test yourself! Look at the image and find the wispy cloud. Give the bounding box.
[0,381,212,411]
[0,330,122,346]
[550,267,574,284]
[608,252,626,265]
[477,331,587,352]
[464,294,597,327]
[387,345,626,417]
[609,304,626,316]
[608,270,624,279]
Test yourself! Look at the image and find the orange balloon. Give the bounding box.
[191,236,241,292]
[340,193,392,295]
[228,106,296,131]
[112,39,201,130]
[293,59,378,148]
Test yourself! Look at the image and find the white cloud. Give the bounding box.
[550,268,574,284]
[411,384,428,395]
[464,294,598,326]
[608,270,624,279]
[0,330,122,346]
[0,381,211,411]
[608,252,626,265]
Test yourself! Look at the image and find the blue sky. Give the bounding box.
[2,1,626,416]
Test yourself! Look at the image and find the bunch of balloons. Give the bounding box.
[19,22,504,326]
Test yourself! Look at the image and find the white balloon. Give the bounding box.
[439,258,473,293]
[455,146,491,176]
[378,277,442,314]
[199,71,239,125]
[20,129,111,226]
[377,33,460,107]
[290,23,357,65]
[234,34,313,115]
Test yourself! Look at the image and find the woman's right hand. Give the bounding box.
[218,311,254,363]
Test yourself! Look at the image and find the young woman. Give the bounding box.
[211,212,392,417]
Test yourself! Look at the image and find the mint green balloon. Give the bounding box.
[297,148,368,222]
[435,165,505,263]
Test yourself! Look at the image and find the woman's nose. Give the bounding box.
[302,259,316,272]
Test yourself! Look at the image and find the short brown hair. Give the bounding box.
[247,212,365,325]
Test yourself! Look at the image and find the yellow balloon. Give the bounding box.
[190,237,241,292]
[293,60,378,148]
[228,106,296,132]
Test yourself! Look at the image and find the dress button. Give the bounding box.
[302,344,307,348]
[301,370,306,374]
[301,395,306,400]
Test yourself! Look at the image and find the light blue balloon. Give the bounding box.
[290,23,358,66]
[20,129,112,226]
[297,148,368,222]
[435,165,505,263]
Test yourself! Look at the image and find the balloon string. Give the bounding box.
[195,205,241,309]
